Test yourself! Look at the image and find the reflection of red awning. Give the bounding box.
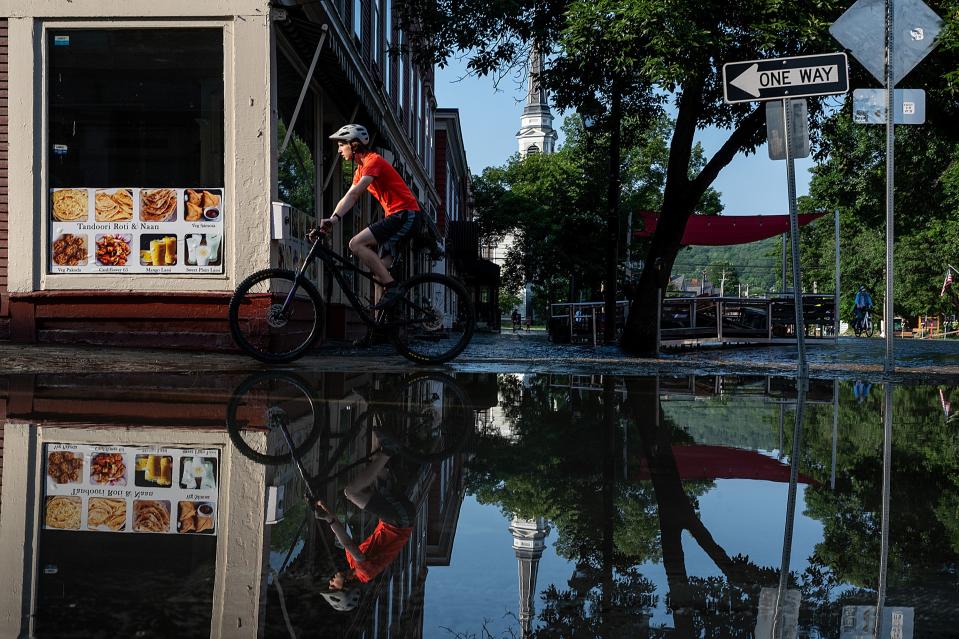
[635,445,814,484]
[633,211,826,246]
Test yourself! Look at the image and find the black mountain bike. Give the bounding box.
[225,370,473,468]
[228,228,475,364]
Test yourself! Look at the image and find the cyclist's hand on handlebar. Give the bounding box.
[313,499,336,522]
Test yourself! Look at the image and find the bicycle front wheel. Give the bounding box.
[382,372,473,463]
[388,273,475,364]
[229,269,325,363]
[226,371,322,465]
[865,315,875,338]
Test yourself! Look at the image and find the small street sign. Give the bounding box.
[853,88,926,124]
[767,100,810,160]
[723,53,849,104]
[830,0,942,85]
[840,606,914,639]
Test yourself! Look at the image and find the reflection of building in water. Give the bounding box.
[509,516,550,638]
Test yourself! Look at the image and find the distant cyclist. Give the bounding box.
[852,285,873,330]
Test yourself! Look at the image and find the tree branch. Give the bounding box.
[692,106,765,195]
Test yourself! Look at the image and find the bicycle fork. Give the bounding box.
[279,240,323,314]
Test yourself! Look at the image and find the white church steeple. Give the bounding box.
[516,47,557,157]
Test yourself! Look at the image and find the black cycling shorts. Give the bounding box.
[369,209,422,258]
[363,487,416,528]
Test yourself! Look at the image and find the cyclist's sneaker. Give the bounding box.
[373,427,403,456]
[371,282,404,311]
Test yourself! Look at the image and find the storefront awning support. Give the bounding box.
[280,24,328,155]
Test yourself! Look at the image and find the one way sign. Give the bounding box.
[723,52,849,104]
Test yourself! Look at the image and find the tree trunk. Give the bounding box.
[620,99,765,355]
[604,83,623,344]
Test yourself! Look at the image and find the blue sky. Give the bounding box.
[434,59,817,215]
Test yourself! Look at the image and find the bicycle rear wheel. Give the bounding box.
[388,273,475,364]
[229,269,325,363]
[226,371,322,465]
[380,373,472,463]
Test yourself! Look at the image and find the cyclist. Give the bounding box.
[320,123,424,346]
[852,285,873,331]
[315,431,415,612]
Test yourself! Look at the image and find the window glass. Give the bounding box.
[353,0,362,39]
[47,28,225,275]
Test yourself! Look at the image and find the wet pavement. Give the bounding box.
[4,333,959,381]
[1,364,957,638]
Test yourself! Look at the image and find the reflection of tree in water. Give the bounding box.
[797,382,959,635]
[468,376,780,636]
[469,377,959,636]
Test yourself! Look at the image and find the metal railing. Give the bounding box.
[548,295,836,347]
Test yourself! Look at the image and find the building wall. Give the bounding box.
[0,1,444,347]
[0,17,7,339]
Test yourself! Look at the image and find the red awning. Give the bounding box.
[634,211,827,246]
[634,445,815,484]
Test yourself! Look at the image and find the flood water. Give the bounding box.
[1,370,956,638]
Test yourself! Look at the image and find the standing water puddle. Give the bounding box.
[0,371,955,637]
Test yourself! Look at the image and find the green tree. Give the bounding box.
[799,106,959,323]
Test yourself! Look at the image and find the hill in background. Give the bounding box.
[670,236,782,295]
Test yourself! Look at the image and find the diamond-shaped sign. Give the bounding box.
[830,0,942,86]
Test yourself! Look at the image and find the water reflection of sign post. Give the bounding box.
[840,605,914,638]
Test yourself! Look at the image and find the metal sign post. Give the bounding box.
[723,53,850,378]
[832,0,943,374]
[783,99,809,379]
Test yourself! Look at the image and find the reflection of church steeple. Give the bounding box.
[509,516,550,638]
[516,46,557,157]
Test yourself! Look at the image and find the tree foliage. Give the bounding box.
[799,105,959,321]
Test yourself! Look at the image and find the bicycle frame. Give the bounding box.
[280,237,388,329]
[280,236,443,333]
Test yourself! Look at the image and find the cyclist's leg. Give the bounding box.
[343,449,392,509]
[349,227,393,287]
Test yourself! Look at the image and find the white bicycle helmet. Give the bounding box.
[329,124,370,146]
[321,587,361,612]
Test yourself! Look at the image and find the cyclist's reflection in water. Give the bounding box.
[315,430,416,612]
[225,370,473,620]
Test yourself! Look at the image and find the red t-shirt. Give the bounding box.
[353,152,421,216]
[346,520,414,583]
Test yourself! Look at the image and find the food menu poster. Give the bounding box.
[49,187,224,275]
[43,444,220,536]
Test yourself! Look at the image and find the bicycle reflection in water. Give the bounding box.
[225,370,474,624]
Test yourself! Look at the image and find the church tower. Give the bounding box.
[516,47,557,156]
[508,516,550,637]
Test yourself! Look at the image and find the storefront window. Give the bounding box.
[47,28,225,275]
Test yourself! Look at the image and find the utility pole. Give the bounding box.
[701,269,707,296]
[720,269,727,298]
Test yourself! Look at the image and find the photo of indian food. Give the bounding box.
[51,188,89,222]
[179,456,217,490]
[139,234,178,267]
[46,451,83,484]
[184,188,222,222]
[133,499,171,533]
[135,454,173,487]
[94,188,134,222]
[45,496,82,530]
[90,452,126,485]
[95,234,132,266]
[52,233,89,266]
[140,188,178,222]
[177,501,216,534]
[184,234,222,267]
[87,497,127,532]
